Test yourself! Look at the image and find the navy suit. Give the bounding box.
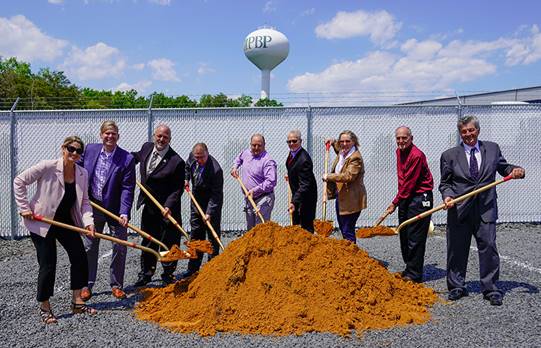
[79,143,136,290]
[132,142,184,280]
[439,140,517,295]
[286,148,317,232]
[185,153,223,273]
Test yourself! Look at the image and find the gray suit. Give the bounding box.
[439,140,517,295]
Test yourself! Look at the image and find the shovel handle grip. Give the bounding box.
[33,214,162,260]
[90,201,169,251]
[236,176,265,223]
[137,181,190,240]
[396,174,514,234]
[185,187,225,251]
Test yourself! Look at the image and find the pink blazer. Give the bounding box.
[13,158,94,237]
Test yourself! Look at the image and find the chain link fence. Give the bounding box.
[1,104,539,238]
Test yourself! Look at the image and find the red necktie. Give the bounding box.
[287,154,294,166]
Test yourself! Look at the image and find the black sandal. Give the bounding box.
[71,302,97,315]
[39,307,58,324]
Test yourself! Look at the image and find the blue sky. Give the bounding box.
[2,0,541,105]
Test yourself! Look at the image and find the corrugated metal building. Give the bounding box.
[401,86,541,105]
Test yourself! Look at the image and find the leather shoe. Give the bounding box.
[484,292,503,306]
[134,276,151,287]
[161,274,176,285]
[111,287,127,300]
[179,270,196,279]
[448,288,468,301]
[80,287,92,302]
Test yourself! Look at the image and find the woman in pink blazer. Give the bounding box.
[13,136,97,324]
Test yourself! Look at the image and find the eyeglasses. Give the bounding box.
[66,145,83,155]
[286,139,299,144]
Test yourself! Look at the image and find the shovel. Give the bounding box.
[236,176,265,224]
[314,141,333,237]
[90,201,169,251]
[285,175,293,226]
[394,174,514,235]
[136,181,213,255]
[184,186,224,251]
[31,214,191,262]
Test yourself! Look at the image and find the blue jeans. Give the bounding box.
[335,200,361,244]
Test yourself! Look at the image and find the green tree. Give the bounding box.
[254,98,283,107]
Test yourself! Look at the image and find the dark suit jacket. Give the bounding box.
[185,153,223,222]
[132,142,184,221]
[79,143,136,220]
[439,140,517,222]
[286,147,318,207]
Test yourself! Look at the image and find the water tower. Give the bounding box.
[244,27,289,99]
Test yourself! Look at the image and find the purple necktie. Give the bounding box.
[469,148,479,180]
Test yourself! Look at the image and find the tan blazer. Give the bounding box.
[13,158,94,237]
[326,149,367,215]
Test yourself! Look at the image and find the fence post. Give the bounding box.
[9,97,20,240]
[455,92,463,146]
[306,106,313,156]
[147,94,154,142]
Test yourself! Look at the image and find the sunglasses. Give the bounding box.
[66,145,83,155]
[286,139,298,144]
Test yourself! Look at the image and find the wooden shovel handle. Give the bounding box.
[33,214,162,260]
[136,181,190,240]
[285,176,293,226]
[322,141,331,220]
[373,210,391,227]
[185,186,225,251]
[236,176,265,223]
[90,201,169,251]
[396,174,514,234]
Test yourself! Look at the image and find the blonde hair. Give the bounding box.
[62,136,84,150]
[100,120,119,134]
[338,130,360,147]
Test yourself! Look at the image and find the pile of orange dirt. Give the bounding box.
[135,222,438,337]
[356,226,397,238]
[185,240,214,255]
[313,219,334,237]
[159,244,191,262]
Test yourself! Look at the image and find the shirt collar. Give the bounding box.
[290,147,302,158]
[153,145,169,157]
[100,146,117,157]
[463,142,480,153]
[340,145,356,159]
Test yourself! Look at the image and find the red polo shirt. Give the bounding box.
[392,144,433,205]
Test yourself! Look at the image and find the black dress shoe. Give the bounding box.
[134,276,151,287]
[484,292,503,306]
[161,274,176,285]
[179,270,197,279]
[448,288,468,301]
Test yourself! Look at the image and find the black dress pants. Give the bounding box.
[30,228,88,302]
[398,191,433,282]
[139,205,181,278]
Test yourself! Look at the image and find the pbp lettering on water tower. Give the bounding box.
[244,35,273,50]
[244,27,289,99]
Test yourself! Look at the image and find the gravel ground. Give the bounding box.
[1,223,540,348]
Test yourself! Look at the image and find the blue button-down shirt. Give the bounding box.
[91,147,116,201]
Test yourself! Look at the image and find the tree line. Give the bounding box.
[0,57,283,110]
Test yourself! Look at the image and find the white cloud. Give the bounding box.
[114,80,152,93]
[505,25,541,65]
[148,0,171,5]
[263,1,276,13]
[131,63,145,70]
[0,15,67,62]
[301,8,315,17]
[48,0,64,4]
[288,39,498,99]
[315,9,401,45]
[197,62,215,76]
[60,42,126,80]
[148,58,180,81]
